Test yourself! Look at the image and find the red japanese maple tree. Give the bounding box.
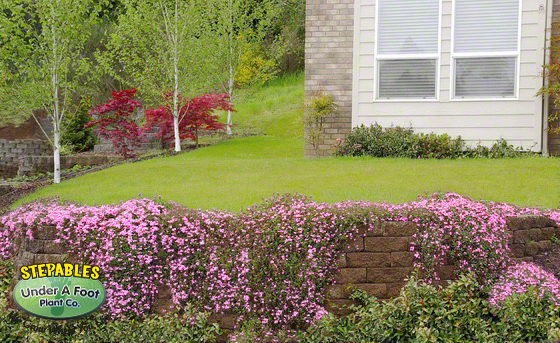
[145,93,233,148]
[86,89,145,157]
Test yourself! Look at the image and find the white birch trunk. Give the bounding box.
[172,0,181,152]
[53,124,61,183]
[173,68,181,152]
[227,61,233,135]
[51,7,61,184]
[226,0,234,135]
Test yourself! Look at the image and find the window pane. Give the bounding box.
[455,57,516,98]
[454,0,519,53]
[378,0,440,55]
[378,59,437,99]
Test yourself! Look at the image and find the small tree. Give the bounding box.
[0,0,100,183]
[145,93,232,148]
[100,0,218,152]
[86,89,144,158]
[305,91,337,151]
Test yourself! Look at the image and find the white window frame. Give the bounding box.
[450,0,522,102]
[373,0,442,102]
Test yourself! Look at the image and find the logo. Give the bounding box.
[13,263,106,320]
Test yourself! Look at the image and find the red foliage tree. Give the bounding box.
[86,89,145,158]
[145,93,233,148]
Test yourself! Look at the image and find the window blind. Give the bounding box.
[377,0,440,55]
[454,0,519,53]
[455,57,516,98]
[378,59,437,99]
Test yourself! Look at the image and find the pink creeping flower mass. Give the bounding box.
[1,193,559,328]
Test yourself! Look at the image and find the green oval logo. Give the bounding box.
[13,264,106,320]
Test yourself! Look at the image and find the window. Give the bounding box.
[375,0,440,100]
[452,0,520,99]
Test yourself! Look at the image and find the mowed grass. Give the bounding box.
[19,73,560,211]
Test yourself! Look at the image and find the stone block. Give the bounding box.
[343,236,364,252]
[151,298,176,315]
[208,313,238,330]
[352,283,387,298]
[34,226,59,240]
[434,265,455,280]
[33,253,68,265]
[383,221,417,237]
[325,299,358,316]
[507,215,557,230]
[537,240,553,253]
[510,244,525,258]
[367,267,413,283]
[512,229,542,244]
[540,227,557,240]
[525,242,540,256]
[364,237,410,252]
[386,282,406,298]
[391,252,415,267]
[336,253,347,268]
[347,253,391,268]
[334,268,367,284]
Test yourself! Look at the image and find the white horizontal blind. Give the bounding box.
[452,0,520,99]
[376,0,440,100]
[454,0,519,53]
[378,60,437,99]
[455,57,516,98]
[377,0,440,54]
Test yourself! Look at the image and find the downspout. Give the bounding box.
[542,0,553,156]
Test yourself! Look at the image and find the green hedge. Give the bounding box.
[334,124,525,159]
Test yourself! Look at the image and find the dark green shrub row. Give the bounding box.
[297,275,560,343]
[334,124,525,159]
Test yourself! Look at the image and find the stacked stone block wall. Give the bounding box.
[17,154,122,177]
[0,139,51,178]
[10,216,559,327]
[325,215,559,314]
[304,0,354,157]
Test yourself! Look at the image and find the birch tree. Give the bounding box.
[100,0,214,151]
[201,0,251,135]
[0,0,98,183]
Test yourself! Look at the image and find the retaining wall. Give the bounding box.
[9,215,559,328]
[17,155,122,177]
[0,140,51,178]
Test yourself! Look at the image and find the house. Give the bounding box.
[305,0,560,156]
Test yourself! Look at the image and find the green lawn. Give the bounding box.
[18,73,560,211]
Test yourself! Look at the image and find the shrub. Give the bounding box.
[335,124,524,159]
[60,107,98,153]
[145,93,232,148]
[235,38,278,87]
[305,91,337,151]
[86,89,145,158]
[298,275,560,343]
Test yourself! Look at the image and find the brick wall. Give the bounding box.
[0,140,51,179]
[549,0,560,156]
[304,0,354,157]
[10,215,559,328]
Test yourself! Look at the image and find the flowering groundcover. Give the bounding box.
[1,193,559,332]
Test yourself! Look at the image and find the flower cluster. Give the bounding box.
[489,262,560,307]
[1,193,559,330]
[384,193,543,282]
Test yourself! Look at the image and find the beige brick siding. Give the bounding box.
[305,0,354,157]
[549,0,560,156]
